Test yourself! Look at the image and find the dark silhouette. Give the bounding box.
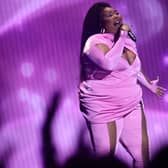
[148,145,168,168]
[64,153,129,168]
[41,90,129,168]
[42,91,62,168]
[41,91,168,168]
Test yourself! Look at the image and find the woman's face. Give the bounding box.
[101,7,123,34]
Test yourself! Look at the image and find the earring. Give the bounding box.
[100,27,105,33]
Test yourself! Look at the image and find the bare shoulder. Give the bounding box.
[84,34,110,55]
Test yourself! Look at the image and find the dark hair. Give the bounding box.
[80,2,111,82]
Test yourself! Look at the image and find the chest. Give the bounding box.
[104,36,137,66]
[122,47,136,66]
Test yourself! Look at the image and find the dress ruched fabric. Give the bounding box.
[79,33,142,124]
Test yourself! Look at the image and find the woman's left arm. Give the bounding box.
[137,71,167,96]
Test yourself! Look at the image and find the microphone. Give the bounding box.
[128,30,136,42]
[120,24,136,42]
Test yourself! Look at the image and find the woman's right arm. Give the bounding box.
[84,30,128,71]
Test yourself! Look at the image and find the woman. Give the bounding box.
[79,2,166,168]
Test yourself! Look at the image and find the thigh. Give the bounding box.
[88,121,117,156]
[140,101,150,163]
[120,101,149,163]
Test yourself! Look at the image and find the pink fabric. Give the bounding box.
[90,102,144,168]
[120,102,144,168]
[83,30,128,71]
[79,32,142,123]
[90,123,111,155]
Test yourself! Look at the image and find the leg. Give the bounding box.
[140,101,150,166]
[87,121,117,156]
[119,101,149,168]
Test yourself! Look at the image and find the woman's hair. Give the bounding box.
[80,2,111,82]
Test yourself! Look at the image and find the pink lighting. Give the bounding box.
[18,88,45,112]
[0,0,167,167]
[153,123,162,134]
[164,94,168,103]
[21,62,34,77]
[30,93,45,112]
[163,55,168,65]
[19,88,30,102]
[44,68,57,83]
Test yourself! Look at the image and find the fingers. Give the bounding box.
[156,86,167,97]
[158,86,167,91]
[120,24,130,31]
[156,90,164,97]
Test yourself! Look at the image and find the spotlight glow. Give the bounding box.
[164,94,168,103]
[154,123,162,134]
[44,68,57,83]
[30,93,45,111]
[0,0,53,34]
[163,56,168,65]
[21,62,34,77]
[19,88,30,102]
[18,88,45,112]
[63,97,72,107]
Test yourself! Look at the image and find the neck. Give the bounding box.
[105,29,118,35]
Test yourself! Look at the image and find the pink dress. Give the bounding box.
[79,32,142,124]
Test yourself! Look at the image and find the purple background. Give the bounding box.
[0,0,168,167]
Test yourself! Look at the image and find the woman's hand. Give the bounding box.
[150,76,167,97]
[120,24,130,32]
[120,24,130,37]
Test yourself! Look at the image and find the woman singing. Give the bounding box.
[79,2,166,168]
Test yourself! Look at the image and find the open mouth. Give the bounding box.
[114,20,121,26]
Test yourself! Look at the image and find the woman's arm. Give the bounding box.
[137,71,152,87]
[137,71,166,96]
[84,30,128,71]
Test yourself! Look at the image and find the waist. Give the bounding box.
[82,77,138,88]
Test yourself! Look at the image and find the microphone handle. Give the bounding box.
[128,31,136,42]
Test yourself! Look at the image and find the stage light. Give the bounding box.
[21,62,34,78]
[44,68,57,83]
